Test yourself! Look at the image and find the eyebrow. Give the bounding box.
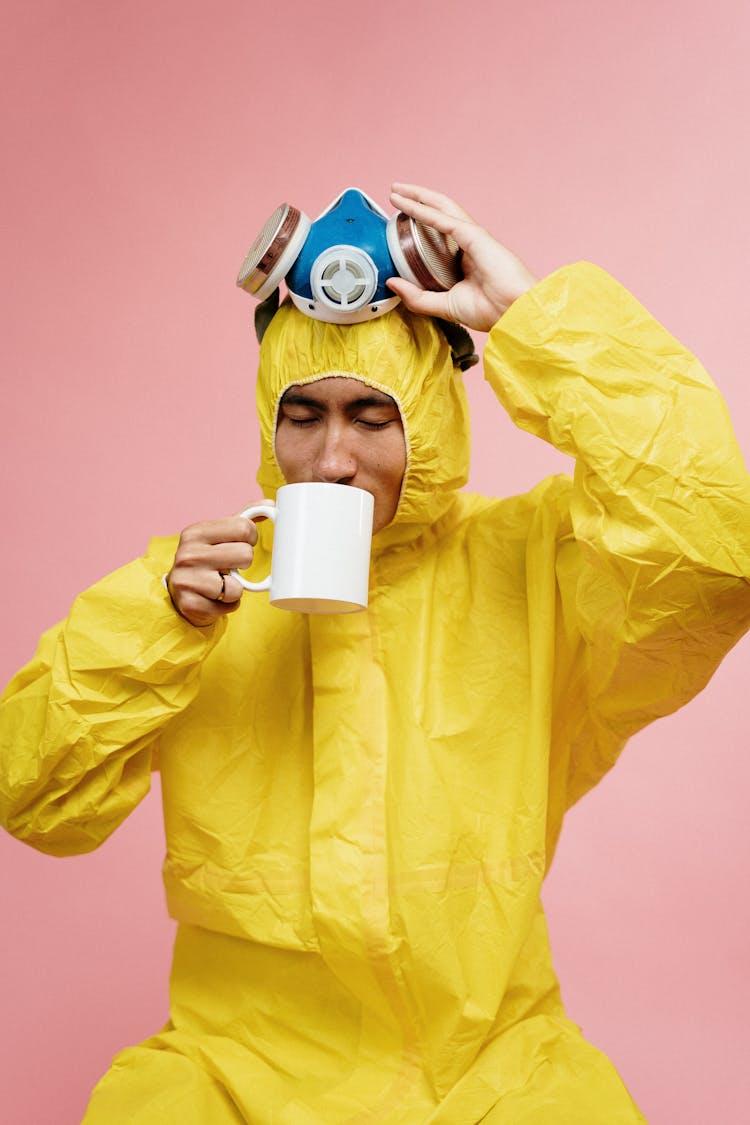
[280,391,397,412]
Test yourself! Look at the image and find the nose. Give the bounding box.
[314,422,357,484]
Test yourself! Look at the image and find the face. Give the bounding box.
[275,377,407,534]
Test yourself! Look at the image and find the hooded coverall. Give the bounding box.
[1,263,749,1124]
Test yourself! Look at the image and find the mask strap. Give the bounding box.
[254,288,280,343]
[433,318,479,371]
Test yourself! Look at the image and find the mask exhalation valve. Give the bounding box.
[311,247,378,312]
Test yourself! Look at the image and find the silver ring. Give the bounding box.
[215,573,227,603]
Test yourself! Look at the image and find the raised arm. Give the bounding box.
[390,183,750,801]
[486,263,750,799]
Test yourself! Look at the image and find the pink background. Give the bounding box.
[1,2,748,1121]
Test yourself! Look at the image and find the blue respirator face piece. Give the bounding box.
[236,187,462,325]
[286,190,398,321]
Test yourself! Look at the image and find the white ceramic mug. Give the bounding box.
[231,482,375,614]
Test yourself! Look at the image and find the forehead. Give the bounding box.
[280,376,397,408]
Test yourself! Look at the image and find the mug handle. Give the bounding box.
[231,503,277,591]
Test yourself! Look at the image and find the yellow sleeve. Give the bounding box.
[0,536,227,855]
[484,262,750,806]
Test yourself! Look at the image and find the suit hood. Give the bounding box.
[255,301,471,535]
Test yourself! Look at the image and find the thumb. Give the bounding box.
[386,276,450,320]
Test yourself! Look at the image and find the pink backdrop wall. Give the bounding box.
[2,2,748,1122]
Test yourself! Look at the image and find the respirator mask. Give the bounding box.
[236,187,478,369]
[236,188,463,326]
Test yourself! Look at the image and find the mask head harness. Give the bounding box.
[237,188,479,371]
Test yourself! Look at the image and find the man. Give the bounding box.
[2,185,749,1123]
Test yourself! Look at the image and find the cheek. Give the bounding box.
[374,435,407,506]
[384,434,407,488]
[274,426,305,482]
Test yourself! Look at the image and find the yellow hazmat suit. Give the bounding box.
[2,264,750,1124]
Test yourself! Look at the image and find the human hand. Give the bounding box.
[387,183,537,332]
[166,514,259,627]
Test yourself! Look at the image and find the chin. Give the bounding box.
[372,507,398,535]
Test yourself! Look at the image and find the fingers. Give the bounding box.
[167,512,263,627]
[389,181,538,331]
[174,538,256,573]
[167,566,244,628]
[391,191,475,250]
[185,515,259,548]
[386,276,451,320]
[390,183,474,224]
[213,570,244,605]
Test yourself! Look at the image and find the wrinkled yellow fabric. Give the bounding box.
[2,264,750,1124]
